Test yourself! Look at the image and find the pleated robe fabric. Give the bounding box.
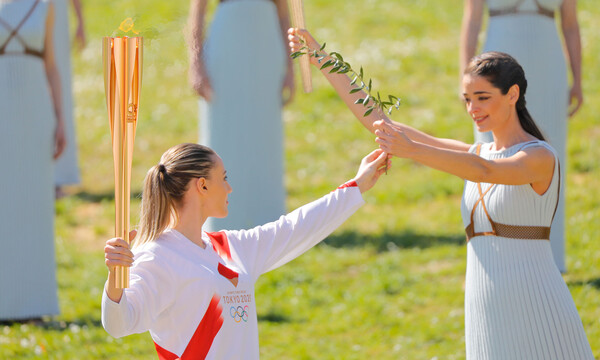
[0,0,59,320]
[461,141,592,359]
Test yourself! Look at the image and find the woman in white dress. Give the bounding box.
[53,0,84,194]
[460,0,583,272]
[0,0,65,321]
[102,143,389,358]
[289,30,593,359]
[186,0,295,232]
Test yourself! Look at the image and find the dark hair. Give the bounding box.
[464,51,545,141]
[134,143,217,247]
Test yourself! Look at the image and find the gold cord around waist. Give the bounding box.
[489,7,554,19]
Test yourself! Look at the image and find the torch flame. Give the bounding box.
[119,17,140,35]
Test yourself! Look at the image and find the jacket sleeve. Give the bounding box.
[101,249,175,338]
[228,181,365,280]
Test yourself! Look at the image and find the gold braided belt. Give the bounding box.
[489,7,554,19]
[465,143,559,243]
[465,222,551,242]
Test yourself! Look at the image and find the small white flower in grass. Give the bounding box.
[34,345,44,355]
[69,323,81,333]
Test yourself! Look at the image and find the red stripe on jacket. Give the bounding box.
[218,262,239,280]
[154,294,224,360]
[207,231,232,261]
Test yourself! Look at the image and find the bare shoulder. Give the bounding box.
[516,144,556,170]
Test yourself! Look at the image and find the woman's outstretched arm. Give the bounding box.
[287,28,471,152]
[374,120,555,190]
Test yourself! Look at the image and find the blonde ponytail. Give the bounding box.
[132,143,216,247]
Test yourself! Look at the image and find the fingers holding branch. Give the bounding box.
[355,148,392,193]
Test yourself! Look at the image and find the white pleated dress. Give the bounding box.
[461,141,592,359]
[475,0,568,271]
[52,0,80,186]
[0,0,59,320]
[199,0,286,232]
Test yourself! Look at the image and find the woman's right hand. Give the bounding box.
[104,230,136,272]
[104,230,136,303]
[288,28,322,65]
[354,149,391,193]
[189,58,213,101]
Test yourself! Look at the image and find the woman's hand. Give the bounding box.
[104,230,136,303]
[568,82,583,116]
[374,119,416,158]
[189,58,213,101]
[354,148,391,193]
[53,119,66,160]
[104,230,136,272]
[287,28,322,66]
[74,22,86,50]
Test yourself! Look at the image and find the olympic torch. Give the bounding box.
[103,35,143,288]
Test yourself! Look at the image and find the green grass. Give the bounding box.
[1,0,598,358]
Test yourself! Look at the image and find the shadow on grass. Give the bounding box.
[258,312,290,323]
[324,230,465,252]
[73,190,142,203]
[0,316,102,330]
[567,277,600,290]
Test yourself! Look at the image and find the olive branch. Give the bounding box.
[291,41,402,118]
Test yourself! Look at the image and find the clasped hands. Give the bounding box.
[373,119,415,160]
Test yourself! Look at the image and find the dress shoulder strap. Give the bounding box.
[464,139,554,242]
[0,0,44,57]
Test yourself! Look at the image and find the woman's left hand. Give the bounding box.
[373,119,415,158]
[53,119,66,160]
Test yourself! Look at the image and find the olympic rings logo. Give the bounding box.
[230,305,249,323]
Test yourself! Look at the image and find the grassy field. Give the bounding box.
[1,0,598,358]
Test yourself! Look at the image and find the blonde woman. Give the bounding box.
[102,143,389,359]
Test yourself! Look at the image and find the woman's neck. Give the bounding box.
[491,112,537,151]
[174,206,208,249]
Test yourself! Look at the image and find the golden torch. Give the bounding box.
[102,35,143,288]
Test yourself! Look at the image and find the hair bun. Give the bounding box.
[158,164,167,174]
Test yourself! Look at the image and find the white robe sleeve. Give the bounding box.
[227,181,365,280]
[101,249,176,338]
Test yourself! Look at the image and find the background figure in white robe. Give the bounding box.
[0,0,65,321]
[460,0,583,272]
[187,0,295,232]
